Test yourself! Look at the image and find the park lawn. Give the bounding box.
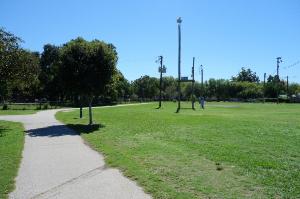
[56,102,300,198]
[0,120,24,199]
[0,110,36,115]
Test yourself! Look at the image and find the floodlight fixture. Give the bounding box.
[177,17,182,24]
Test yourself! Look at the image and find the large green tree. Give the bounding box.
[9,50,40,101]
[39,44,62,100]
[60,37,117,124]
[0,28,21,101]
[0,28,39,102]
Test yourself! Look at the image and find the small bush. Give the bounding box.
[2,104,8,110]
[42,103,49,110]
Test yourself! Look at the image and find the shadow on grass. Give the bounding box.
[66,124,104,135]
[0,127,5,137]
[27,124,104,137]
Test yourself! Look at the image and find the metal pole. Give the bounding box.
[263,73,266,103]
[192,57,195,110]
[276,57,281,77]
[177,17,182,113]
[159,56,163,108]
[276,57,282,104]
[201,65,203,96]
[286,76,289,96]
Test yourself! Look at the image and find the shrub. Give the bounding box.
[42,103,49,110]
[2,104,8,110]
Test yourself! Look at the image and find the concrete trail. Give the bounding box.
[0,105,152,199]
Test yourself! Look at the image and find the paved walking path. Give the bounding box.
[0,105,152,199]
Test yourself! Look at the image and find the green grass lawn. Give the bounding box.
[0,120,24,199]
[56,102,300,198]
[0,110,36,115]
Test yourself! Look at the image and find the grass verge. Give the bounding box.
[56,102,300,198]
[0,121,24,199]
[0,110,36,115]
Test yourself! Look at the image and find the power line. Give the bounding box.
[282,60,300,70]
[271,59,299,76]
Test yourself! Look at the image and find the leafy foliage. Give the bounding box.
[1,28,300,104]
[60,38,117,97]
[232,67,260,83]
[0,28,40,101]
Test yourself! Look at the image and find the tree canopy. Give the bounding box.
[59,37,118,124]
[232,67,260,83]
[1,27,300,106]
[0,28,40,101]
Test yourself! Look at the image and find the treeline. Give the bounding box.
[1,28,120,106]
[1,28,300,106]
[130,72,300,102]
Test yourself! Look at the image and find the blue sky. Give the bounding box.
[1,0,300,82]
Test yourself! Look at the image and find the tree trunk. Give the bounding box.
[79,96,83,118]
[80,106,83,118]
[88,97,93,125]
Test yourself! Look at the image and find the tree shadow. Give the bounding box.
[66,124,104,135]
[0,127,5,137]
[27,124,104,137]
[27,125,78,137]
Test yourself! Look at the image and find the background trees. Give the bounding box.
[132,76,159,100]
[0,28,40,102]
[232,67,260,83]
[39,44,61,101]
[1,28,300,106]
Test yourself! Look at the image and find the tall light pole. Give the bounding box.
[157,56,166,108]
[286,76,289,97]
[200,65,204,97]
[276,57,282,103]
[159,56,163,108]
[263,72,266,103]
[176,17,182,113]
[192,57,195,110]
[276,57,282,77]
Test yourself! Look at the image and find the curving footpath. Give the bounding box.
[0,105,151,199]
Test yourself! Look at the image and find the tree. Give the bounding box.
[132,75,159,100]
[0,28,22,101]
[232,67,260,83]
[265,75,285,98]
[0,28,39,102]
[162,76,177,100]
[236,82,263,99]
[288,83,300,96]
[60,37,117,124]
[39,44,62,101]
[103,70,131,102]
[9,50,40,101]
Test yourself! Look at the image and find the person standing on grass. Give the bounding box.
[199,96,205,109]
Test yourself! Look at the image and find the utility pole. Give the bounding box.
[176,17,182,113]
[263,73,266,103]
[286,76,289,97]
[157,56,166,108]
[276,57,282,77]
[276,57,282,103]
[200,65,204,97]
[192,57,195,110]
